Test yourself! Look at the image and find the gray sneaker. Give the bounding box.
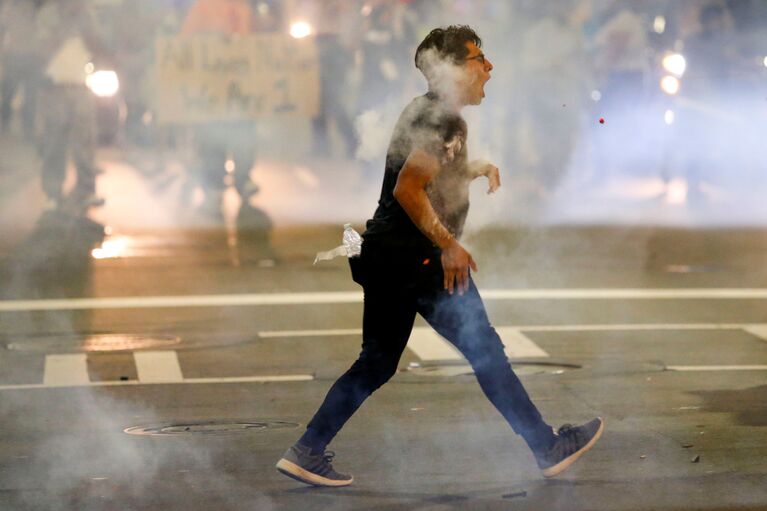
[276,444,353,487]
[535,418,604,478]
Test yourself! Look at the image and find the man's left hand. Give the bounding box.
[484,164,501,194]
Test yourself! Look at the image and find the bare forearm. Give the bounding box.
[468,159,490,178]
[395,187,454,250]
[468,159,501,194]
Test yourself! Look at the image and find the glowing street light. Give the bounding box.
[290,21,312,39]
[660,75,680,95]
[86,70,119,98]
[666,179,688,205]
[662,53,686,77]
[91,237,128,260]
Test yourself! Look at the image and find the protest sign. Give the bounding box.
[155,35,319,123]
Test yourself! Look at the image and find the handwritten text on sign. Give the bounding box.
[155,35,319,123]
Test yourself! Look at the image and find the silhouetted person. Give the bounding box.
[518,4,587,196]
[308,0,358,159]
[36,0,106,212]
[0,0,44,138]
[182,0,259,221]
[591,2,651,181]
[676,4,739,203]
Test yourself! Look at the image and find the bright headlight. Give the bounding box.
[662,53,686,77]
[86,70,119,98]
[660,75,680,95]
[289,21,312,39]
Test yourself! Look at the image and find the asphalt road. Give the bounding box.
[1,133,766,510]
[1,214,766,511]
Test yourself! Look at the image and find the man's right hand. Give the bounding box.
[394,149,478,295]
[440,239,478,296]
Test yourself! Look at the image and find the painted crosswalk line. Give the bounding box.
[407,327,548,361]
[407,328,463,361]
[134,351,184,383]
[1,351,311,391]
[495,328,550,358]
[9,319,767,391]
[743,325,767,342]
[43,354,89,386]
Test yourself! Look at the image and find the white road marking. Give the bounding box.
[482,289,767,300]
[496,328,550,358]
[743,325,767,342]
[407,328,462,361]
[0,374,314,391]
[134,351,183,383]
[667,365,767,372]
[518,323,749,332]
[259,323,767,336]
[259,328,362,338]
[11,321,767,391]
[2,288,767,311]
[256,323,767,362]
[261,326,550,361]
[181,375,313,384]
[43,354,89,386]
[0,292,362,311]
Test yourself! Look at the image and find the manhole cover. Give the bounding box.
[4,332,255,353]
[124,420,299,436]
[5,334,182,353]
[405,361,580,377]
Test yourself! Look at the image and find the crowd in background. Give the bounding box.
[1,0,766,218]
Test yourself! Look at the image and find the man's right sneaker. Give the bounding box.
[276,444,353,487]
[535,417,604,478]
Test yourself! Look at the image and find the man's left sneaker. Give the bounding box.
[534,417,604,478]
[276,444,353,487]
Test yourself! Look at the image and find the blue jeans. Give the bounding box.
[302,243,554,452]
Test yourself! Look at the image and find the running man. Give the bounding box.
[277,25,603,487]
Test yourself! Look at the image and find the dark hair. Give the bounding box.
[414,25,482,76]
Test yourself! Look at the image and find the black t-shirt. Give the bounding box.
[363,93,471,250]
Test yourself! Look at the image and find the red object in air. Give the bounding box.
[599,117,605,124]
